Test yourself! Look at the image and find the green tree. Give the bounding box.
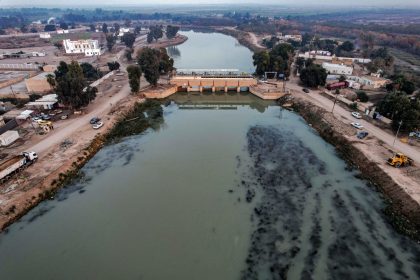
[338,75,346,82]
[80,62,101,81]
[253,51,270,76]
[340,41,354,52]
[134,26,141,35]
[147,25,163,43]
[125,49,133,61]
[147,33,154,43]
[127,65,142,93]
[253,44,294,77]
[60,22,69,30]
[107,61,120,71]
[113,23,120,35]
[378,92,420,131]
[53,61,97,109]
[106,34,116,52]
[89,24,96,32]
[356,91,369,102]
[121,32,136,48]
[299,64,327,88]
[44,24,56,32]
[46,74,56,87]
[102,23,108,33]
[137,47,173,86]
[166,25,180,39]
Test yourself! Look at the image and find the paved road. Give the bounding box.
[286,80,420,163]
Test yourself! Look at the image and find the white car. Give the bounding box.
[351,122,364,129]
[351,112,362,119]
[92,121,104,129]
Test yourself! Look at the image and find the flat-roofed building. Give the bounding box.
[322,62,353,75]
[63,39,102,57]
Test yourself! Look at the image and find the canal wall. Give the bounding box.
[288,98,420,240]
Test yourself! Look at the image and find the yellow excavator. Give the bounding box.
[387,153,414,168]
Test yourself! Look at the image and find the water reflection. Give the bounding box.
[167,46,181,58]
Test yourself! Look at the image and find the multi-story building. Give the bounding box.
[63,39,102,56]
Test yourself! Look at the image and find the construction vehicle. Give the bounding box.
[0,151,38,183]
[387,153,414,168]
[36,120,54,132]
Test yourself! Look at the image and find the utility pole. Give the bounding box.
[10,85,16,99]
[393,120,403,147]
[331,89,339,113]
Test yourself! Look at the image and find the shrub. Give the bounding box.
[356,91,369,102]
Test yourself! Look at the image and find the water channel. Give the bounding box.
[0,30,420,280]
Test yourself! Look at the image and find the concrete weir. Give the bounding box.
[159,70,286,100]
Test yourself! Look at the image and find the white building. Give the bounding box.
[299,52,372,64]
[26,94,58,110]
[56,29,69,34]
[347,75,389,89]
[39,32,51,39]
[118,27,131,37]
[322,62,353,75]
[63,39,102,56]
[283,34,302,42]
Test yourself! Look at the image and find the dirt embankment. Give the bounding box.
[216,28,265,53]
[287,98,420,240]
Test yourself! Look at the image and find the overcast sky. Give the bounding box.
[2,0,420,7]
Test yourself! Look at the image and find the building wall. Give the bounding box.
[322,63,353,75]
[63,39,101,56]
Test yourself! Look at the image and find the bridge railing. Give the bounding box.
[174,69,253,78]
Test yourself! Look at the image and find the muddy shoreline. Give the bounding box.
[287,98,420,240]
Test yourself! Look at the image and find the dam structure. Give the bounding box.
[170,69,258,93]
[144,69,286,100]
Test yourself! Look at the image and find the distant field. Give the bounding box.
[389,48,420,68]
[50,32,93,44]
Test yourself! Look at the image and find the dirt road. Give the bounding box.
[248,32,265,49]
[286,79,420,163]
[29,84,131,157]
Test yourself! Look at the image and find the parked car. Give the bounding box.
[351,112,362,119]
[90,117,101,124]
[92,121,103,129]
[357,131,369,139]
[302,88,310,93]
[351,122,364,129]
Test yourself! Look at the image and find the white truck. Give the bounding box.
[0,152,38,183]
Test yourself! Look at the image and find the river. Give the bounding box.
[0,30,419,280]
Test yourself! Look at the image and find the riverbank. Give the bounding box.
[284,96,420,240]
[0,34,189,231]
[216,27,265,53]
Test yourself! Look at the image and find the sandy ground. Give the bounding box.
[285,77,420,204]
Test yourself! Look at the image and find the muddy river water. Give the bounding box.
[0,31,420,280]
